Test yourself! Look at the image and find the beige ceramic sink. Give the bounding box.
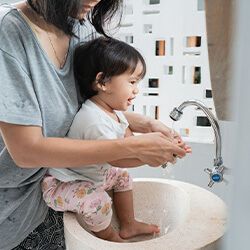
[64,178,227,250]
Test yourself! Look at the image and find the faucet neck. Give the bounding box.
[175,100,223,166]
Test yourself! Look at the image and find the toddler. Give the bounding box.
[42,37,175,242]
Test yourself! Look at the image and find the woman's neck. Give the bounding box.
[16,1,71,70]
[16,1,64,36]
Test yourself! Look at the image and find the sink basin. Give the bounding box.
[64,178,227,250]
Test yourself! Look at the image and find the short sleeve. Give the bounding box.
[0,50,42,126]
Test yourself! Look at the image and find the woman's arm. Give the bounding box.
[109,158,144,168]
[109,126,144,168]
[0,122,186,169]
[0,122,130,168]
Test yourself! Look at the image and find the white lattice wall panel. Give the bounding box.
[115,0,215,143]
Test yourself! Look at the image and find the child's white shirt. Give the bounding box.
[48,99,129,185]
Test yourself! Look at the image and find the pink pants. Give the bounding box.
[42,167,132,232]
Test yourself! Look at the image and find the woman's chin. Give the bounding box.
[75,12,88,20]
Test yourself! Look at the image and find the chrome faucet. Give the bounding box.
[170,99,226,187]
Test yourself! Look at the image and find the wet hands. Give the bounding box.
[132,132,186,167]
[172,133,192,154]
[136,119,192,167]
[149,119,192,154]
[161,135,192,168]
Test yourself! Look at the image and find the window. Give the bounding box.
[148,78,159,88]
[155,40,165,56]
[186,36,201,47]
[205,89,212,98]
[125,35,133,44]
[124,4,133,15]
[196,116,211,127]
[144,24,153,34]
[182,66,187,84]
[193,66,201,84]
[170,37,174,55]
[149,106,159,119]
[149,0,160,5]
[164,65,174,75]
[197,0,205,11]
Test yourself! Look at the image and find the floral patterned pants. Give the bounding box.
[42,167,132,232]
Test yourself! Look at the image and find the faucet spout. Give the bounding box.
[170,100,222,166]
[170,99,226,187]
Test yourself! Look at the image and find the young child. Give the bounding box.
[41,37,184,242]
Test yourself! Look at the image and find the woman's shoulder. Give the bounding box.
[0,4,13,18]
[0,5,20,32]
[0,5,27,45]
[0,5,35,70]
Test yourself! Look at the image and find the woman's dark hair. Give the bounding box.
[74,37,146,101]
[27,0,123,37]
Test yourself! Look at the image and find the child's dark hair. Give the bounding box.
[74,37,146,101]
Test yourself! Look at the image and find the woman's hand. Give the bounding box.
[126,132,186,167]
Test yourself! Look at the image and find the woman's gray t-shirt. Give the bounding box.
[0,5,96,250]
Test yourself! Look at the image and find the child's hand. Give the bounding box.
[173,134,192,154]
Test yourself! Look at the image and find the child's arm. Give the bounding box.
[124,126,134,137]
[108,127,145,168]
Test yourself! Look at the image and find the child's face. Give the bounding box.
[100,62,143,112]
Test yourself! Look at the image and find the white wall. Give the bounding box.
[0,0,16,4]
[114,0,230,200]
[115,0,215,143]
[224,0,250,249]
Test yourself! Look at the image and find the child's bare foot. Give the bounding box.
[119,220,160,239]
[94,224,125,242]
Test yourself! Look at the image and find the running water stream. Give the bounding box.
[162,121,176,179]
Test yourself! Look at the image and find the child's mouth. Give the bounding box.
[127,98,135,105]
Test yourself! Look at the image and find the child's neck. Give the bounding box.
[90,96,120,123]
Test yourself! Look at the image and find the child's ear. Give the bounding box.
[95,72,104,83]
[95,72,106,91]
[95,72,110,92]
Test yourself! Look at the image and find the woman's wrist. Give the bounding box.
[121,135,140,159]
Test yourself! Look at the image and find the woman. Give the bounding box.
[0,1,186,249]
